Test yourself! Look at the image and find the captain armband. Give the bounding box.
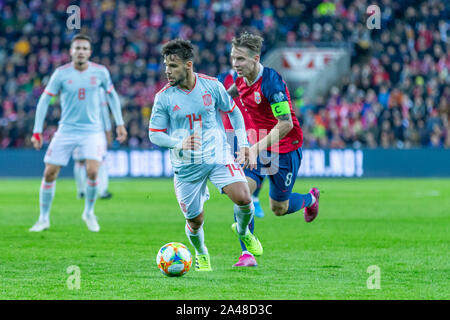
[270,101,291,117]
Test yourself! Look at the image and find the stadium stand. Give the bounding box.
[0,0,448,149]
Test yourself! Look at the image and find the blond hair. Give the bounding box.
[231,32,263,56]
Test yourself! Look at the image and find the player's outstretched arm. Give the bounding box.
[149,130,201,150]
[244,113,293,169]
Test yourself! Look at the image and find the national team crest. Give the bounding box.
[202,93,212,106]
[254,91,261,104]
[90,76,97,85]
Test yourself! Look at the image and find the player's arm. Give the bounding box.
[226,104,250,164]
[101,68,127,143]
[100,94,113,145]
[32,70,61,150]
[251,111,293,153]
[226,83,239,99]
[148,95,200,150]
[217,82,250,165]
[245,71,294,169]
[104,88,127,143]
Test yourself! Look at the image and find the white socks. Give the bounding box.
[84,179,98,214]
[185,222,208,255]
[39,179,56,221]
[234,203,255,236]
[73,162,86,196]
[309,194,316,206]
[97,163,109,196]
[74,162,109,197]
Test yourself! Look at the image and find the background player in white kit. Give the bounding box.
[30,34,127,232]
[73,87,114,200]
[149,39,262,271]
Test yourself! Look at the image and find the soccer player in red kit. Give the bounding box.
[228,32,320,236]
[218,69,265,267]
[218,69,265,219]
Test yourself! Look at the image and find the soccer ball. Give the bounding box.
[156,242,192,277]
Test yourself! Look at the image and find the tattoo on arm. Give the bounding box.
[276,113,292,122]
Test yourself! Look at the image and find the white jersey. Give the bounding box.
[34,62,115,135]
[149,73,238,181]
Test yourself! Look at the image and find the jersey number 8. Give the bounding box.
[78,88,86,100]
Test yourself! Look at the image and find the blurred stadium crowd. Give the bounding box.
[0,0,449,149]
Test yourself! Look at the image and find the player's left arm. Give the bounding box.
[102,68,127,143]
[100,90,113,145]
[245,72,294,169]
[226,83,239,99]
[216,82,250,165]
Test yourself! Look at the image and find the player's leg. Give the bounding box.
[78,132,106,232]
[175,176,212,271]
[230,175,259,266]
[73,159,86,199]
[268,149,319,220]
[224,180,263,257]
[82,159,101,232]
[30,132,73,232]
[252,178,265,218]
[98,160,112,199]
[29,164,61,232]
[211,163,263,259]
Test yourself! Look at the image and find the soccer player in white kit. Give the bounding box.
[149,39,263,271]
[30,34,127,232]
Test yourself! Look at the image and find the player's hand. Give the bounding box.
[236,146,249,166]
[246,145,258,170]
[116,125,127,143]
[31,133,43,150]
[237,146,258,170]
[182,132,201,150]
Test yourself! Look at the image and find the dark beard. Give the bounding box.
[169,70,188,87]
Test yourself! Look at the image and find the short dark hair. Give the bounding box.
[161,38,194,62]
[232,32,263,56]
[70,34,92,46]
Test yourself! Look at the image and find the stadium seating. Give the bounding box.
[0,0,448,149]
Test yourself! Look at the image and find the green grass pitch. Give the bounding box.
[0,178,449,300]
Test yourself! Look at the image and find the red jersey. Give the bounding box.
[218,70,258,144]
[235,66,303,153]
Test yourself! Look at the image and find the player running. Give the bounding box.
[228,32,320,251]
[29,34,127,233]
[218,69,265,267]
[218,69,265,219]
[149,39,262,271]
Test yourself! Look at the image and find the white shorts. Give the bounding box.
[174,163,248,220]
[44,131,106,166]
[72,135,107,162]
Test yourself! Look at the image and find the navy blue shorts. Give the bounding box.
[244,148,302,202]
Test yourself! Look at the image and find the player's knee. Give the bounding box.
[43,167,58,182]
[271,204,287,216]
[234,194,252,207]
[187,217,203,231]
[85,167,98,180]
